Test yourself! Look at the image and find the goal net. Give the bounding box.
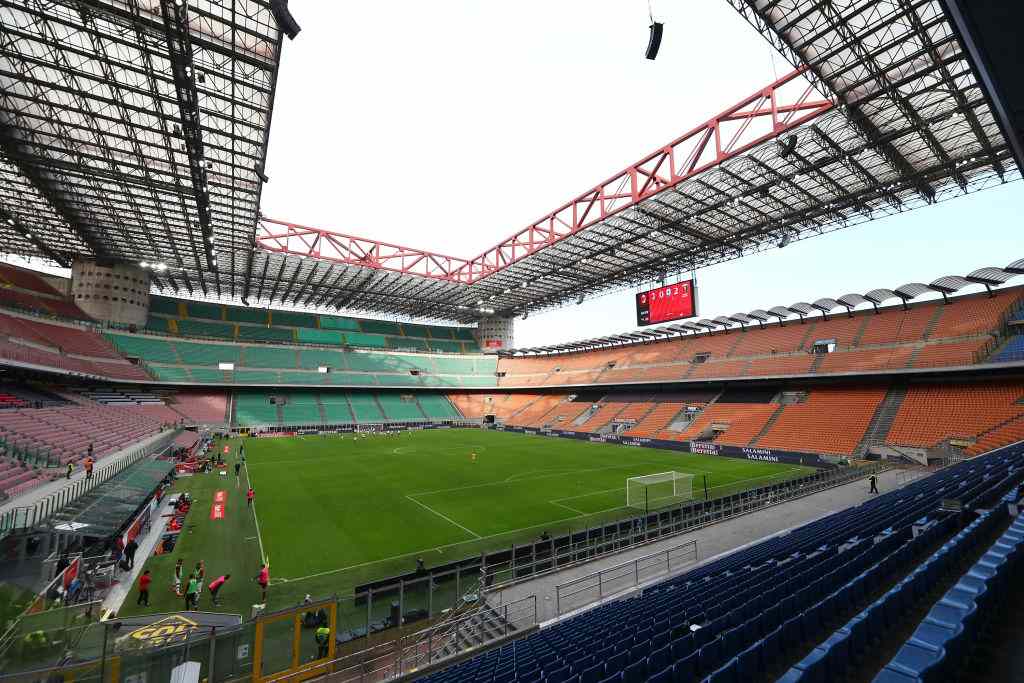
[626,472,695,511]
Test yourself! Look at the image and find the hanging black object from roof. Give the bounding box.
[270,0,301,40]
[646,22,664,60]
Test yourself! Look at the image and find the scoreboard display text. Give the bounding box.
[635,280,697,326]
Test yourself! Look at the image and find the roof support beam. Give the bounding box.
[159,0,214,270]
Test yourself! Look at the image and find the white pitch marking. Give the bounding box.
[405,495,481,539]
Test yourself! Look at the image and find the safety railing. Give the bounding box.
[482,463,878,597]
[554,540,698,616]
[322,595,538,683]
[0,430,177,538]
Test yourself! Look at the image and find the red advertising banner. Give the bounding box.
[484,340,503,348]
[63,558,80,590]
[210,490,227,520]
[635,279,697,326]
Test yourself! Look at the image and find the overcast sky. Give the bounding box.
[5,2,1021,348]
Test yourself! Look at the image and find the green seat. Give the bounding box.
[224,305,270,324]
[148,296,181,316]
[320,316,361,331]
[243,346,297,368]
[459,375,497,387]
[299,348,347,369]
[428,339,463,353]
[328,372,376,386]
[475,356,499,374]
[452,327,477,341]
[462,341,482,352]
[386,336,429,351]
[238,325,294,342]
[347,352,415,373]
[149,365,191,382]
[186,301,222,321]
[235,393,280,425]
[433,357,477,374]
[320,395,353,423]
[271,310,318,328]
[279,371,329,385]
[375,374,420,387]
[105,333,179,364]
[177,319,236,340]
[281,393,321,424]
[417,394,460,419]
[426,325,456,339]
[177,341,240,365]
[420,375,461,387]
[233,370,280,384]
[376,394,424,420]
[297,328,344,345]
[343,332,387,349]
[146,316,171,333]
[347,393,385,422]
[190,368,226,383]
[359,319,402,335]
[400,323,432,339]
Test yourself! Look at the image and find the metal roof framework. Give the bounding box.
[248,0,1018,322]
[500,259,1022,355]
[0,0,283,299]
[0,0,1019,325]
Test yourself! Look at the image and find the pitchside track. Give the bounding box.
[120,429,813,617]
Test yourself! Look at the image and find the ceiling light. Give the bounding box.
[140,261,149,268]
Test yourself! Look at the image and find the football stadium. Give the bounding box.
[0,1,1023,682]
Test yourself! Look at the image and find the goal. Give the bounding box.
[626,472,695,511]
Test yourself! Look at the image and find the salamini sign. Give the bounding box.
[490,425,832,468]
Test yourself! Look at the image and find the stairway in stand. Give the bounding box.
[315,393,328,423]
[748,404,788,446]
[857,384,907,455]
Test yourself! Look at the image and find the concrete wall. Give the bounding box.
[476,316,514,352]
[70,261,150,326]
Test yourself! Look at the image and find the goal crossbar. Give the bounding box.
[626,471,695,511]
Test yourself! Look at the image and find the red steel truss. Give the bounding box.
[256,219,471,281]
[256,68,832,285]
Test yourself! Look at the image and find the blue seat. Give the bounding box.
[518,669,543,683]
[622,660,646,683]
[598,673,622,683]
[735,641,762,679]
[570,655,593,673]
[579,663,604,683]
[671,634,694,662]
[606,651,628,676]
[698,636,723,675]
[707,658,738,683]
[647,666,672,683]
[647,644,671,673]
[546,665,571,683]
[672,651,698,683]
[629,641,650,664]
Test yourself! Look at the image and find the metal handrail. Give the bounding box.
[555,540,698,615]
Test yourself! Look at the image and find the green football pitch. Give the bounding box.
[120,429,814,617]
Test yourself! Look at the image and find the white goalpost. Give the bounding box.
[626,472,695,511]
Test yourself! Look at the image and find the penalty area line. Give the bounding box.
[405,495,481,539]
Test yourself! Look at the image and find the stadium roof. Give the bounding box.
[0,0,282,296]
[0,1,1020,324]
[500,259,1023,355]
